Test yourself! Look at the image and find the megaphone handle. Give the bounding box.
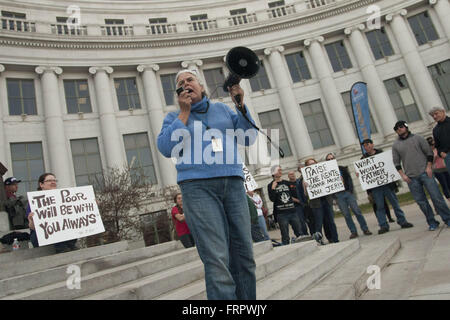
[234,94,247,114]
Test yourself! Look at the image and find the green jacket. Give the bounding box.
[247,195,258,225]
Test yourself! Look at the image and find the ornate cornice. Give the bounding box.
[0,0,381,50]
[386,9,408,22]
[137,64,160,72]
[264,46,285,56]
[35,66,63,75]
[88,66,114,75]
[181,60,203,68]
[304,36,324,47]
[344,24,366,36]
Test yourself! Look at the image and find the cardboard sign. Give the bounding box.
[353,150,401,191]
[301,160,345,199]
[27,186,105,246]
[242,164,258,192]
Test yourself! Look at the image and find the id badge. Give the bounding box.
[211,138,223,152]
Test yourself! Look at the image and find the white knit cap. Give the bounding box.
[175,69,201,86]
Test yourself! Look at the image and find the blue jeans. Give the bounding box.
[335,191,369,234]
[257,215,270,241]
[312,198,339,242]
[371,185,407,229]
[408,172,450,227]
[434,171,450,199]
[295,206,308,235]
[445,154,450,173]
[179,177,256,300]
[277,211,303,244]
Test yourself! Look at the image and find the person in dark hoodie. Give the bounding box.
[267,165,304,245]
[392,120,450,230]
[430,106,450,170]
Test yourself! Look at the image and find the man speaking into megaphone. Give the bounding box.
[157,48,260,300]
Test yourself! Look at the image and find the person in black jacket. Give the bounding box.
[325,153,372,239]
[267,165,303,245]
[430,106,450,170]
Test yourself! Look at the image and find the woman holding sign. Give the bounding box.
[303,158,339,245]
[27,173,78,253]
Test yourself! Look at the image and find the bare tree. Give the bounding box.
[86,165,154,245]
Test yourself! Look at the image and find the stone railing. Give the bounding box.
[0,0,346,38]
[1,17,35,32]
[51,23,87,36]
[100,24,134,36]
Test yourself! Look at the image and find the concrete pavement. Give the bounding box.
[267,202,450,300]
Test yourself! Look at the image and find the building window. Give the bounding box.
[408,11,439,46]
[230,8,248,25]
[160,73,177,105]
[149,18,168,34]
[190,14,209,31]
[341,91,378,135]
[10,142,44,195]
[325,40,353,72]
[123,133,158,185]
[258,110,292,157]
[141,210,172,246]
[114,78,141,111]
[1,11,29,31]
[70,138,104,188]
[63,79,92,114]
[300,99,335,149]
[249,61,271,92]
[365,27,394,60]
[203,68,227,99]
[6,79,37,115]
[285,51,312,83]
[103,19,132,36]
[428,60,450,110]
[384,76,422,123]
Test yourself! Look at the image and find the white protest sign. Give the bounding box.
[301,160,345,199]
[243,164,258,191]
[353,150,401,191]
[27,185,105,246]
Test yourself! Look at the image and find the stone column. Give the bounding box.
[344,25,398,139]
[137,64,177,186]
[304,37,358,151]
[430,0,450,40]
[386,9,443,117]
[0,65,6,165]
[89,66,125,170]
[264,46,314,159]
[35,66,73,187]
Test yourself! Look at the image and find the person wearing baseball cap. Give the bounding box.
[4,177,22,199]
[392,119,450,230]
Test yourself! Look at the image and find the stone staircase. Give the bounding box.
[0,236,401,300]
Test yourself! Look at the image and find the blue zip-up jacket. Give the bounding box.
[157,97,258,183]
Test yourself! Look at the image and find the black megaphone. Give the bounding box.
[223,46,260,108]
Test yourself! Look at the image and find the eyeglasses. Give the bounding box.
[44,179,57,183]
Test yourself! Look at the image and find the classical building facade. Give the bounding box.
[0,0,449,220]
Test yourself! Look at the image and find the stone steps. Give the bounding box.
[257,239,361,300]
[155,240,318,300]
[295,236,401,300]
[79,240,274,300]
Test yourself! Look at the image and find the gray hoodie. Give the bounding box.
[392,133,433,178]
